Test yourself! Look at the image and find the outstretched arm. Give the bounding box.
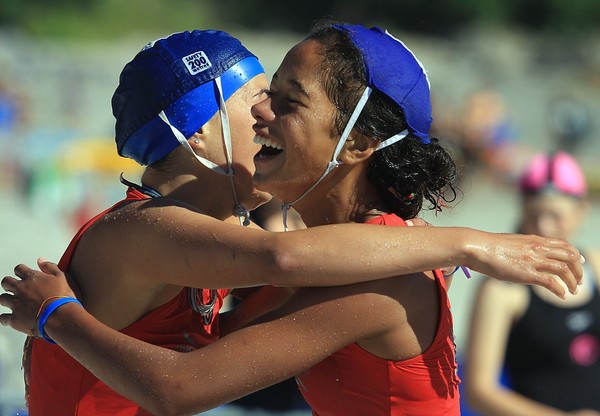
[114,202,582,297]
[1,262,401,415]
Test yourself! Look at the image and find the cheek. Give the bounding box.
[283,111,334,151]
[231,110,255,134]
[232,115,260,151]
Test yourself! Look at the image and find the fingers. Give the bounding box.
[0,313,11,328]
[526,236,583,295]
[405,218,430,227]
[539,259,579,296]
[1,276,20,293]
[539,242,584,293]
[0,292,14,309]
[541,274,568,300]
[37,259,63,277]
[13,264,36,280]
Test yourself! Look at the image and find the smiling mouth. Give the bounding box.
[253,135,284,159]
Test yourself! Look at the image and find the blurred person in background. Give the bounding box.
[465,151,600,416]
[547,96,591,154]
[457,89,520,181]
[429,87,528,188]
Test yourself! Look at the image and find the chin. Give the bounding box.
[252,172,270,192]
[245,190,273,210]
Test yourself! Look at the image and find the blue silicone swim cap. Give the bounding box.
[333,24,432,143]
[113,30,265,166]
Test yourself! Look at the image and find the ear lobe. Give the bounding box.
[188,131,206,151]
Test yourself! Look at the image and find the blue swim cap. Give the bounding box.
[332,24,432,143]
[113,30,265,166]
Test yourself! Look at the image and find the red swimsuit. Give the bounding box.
[295,214,461,415]
[25,187,229,415]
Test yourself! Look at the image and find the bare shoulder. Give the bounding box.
[92,197,224,241]
[100,197,208,225]
[70,198,213,279]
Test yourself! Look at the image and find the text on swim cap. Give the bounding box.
[182,51,213,75]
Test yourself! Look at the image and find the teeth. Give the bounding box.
[253,135,284,150]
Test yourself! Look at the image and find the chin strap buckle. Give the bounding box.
[234,204,251,227]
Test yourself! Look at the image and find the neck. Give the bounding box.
[141,165,239,222]
[292,166,388,227]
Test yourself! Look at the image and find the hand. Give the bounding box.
[0,260,76,336]
[468,232,584,299]
[404,218,430,227]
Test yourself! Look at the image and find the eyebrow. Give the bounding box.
[272,73,310,98]
[288,79,309,98]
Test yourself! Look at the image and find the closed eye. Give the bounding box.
[254,88,270,98]
[269,89,301,104]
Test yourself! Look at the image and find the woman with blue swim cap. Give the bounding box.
[0,22,584,415]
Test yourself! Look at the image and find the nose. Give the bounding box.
[251,95,275,123]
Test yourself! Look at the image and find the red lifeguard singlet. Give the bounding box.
[25,187,230,415]
[295,214,461,416]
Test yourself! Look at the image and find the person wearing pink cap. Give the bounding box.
[465,151,600,416]
[0,22,586,415]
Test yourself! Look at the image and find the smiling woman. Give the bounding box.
[248,23,464,414]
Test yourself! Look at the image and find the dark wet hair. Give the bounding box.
[307,21,458,219]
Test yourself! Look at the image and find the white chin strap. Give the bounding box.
[281,86,408,231]
[158,76,250,226]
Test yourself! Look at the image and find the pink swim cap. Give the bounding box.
[519,151,587,197]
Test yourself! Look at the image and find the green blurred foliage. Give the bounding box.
[0,0,598,38]
[0,0,218,39]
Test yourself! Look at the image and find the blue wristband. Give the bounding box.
[37,297,83,344]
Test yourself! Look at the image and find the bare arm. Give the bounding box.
[1,263,399,415]
[112,201,582,297]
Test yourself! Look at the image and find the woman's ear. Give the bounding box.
[339,132,377,165]
[188,131,207,153]
[189,112,222,154]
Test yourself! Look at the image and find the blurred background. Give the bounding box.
[0,0,598,414]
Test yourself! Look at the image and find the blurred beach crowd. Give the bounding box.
[0,1,599,414]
